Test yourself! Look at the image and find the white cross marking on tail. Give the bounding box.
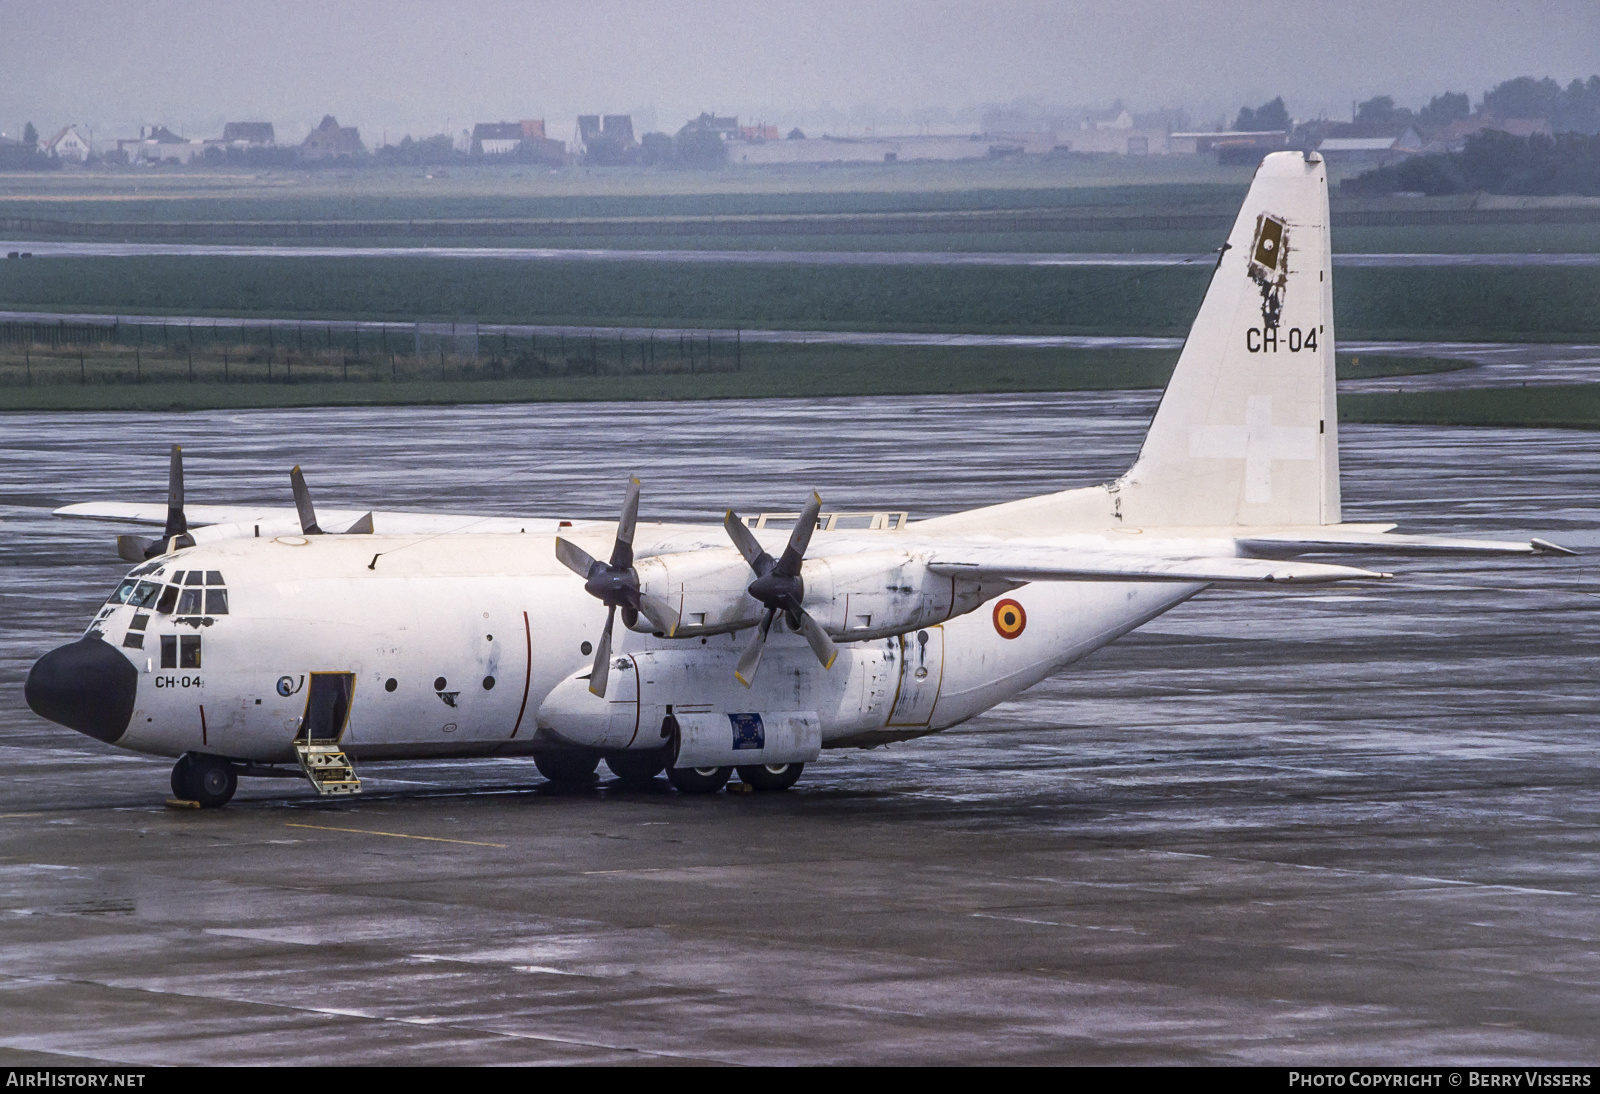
[1188,395,1318,504]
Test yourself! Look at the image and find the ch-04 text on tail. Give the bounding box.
[25,151,1573,806]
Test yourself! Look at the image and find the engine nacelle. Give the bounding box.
[630,546,1017,642]
[800,550,1010,641]
[632,549,761,635]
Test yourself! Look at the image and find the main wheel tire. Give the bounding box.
[172,752,237,808]
[605,750,667,787]
[533,750,601,787]
[736,762,804,791]
[666,765,732,795]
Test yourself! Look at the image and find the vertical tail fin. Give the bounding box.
[1117,151,1340,528]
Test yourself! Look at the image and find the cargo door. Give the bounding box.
[300,672,355,742]
[887,627,943,727]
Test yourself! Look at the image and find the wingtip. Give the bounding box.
[1531,538,1579,557]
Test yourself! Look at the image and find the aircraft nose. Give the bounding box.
[24,637,138,744]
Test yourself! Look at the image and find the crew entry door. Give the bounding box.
[887,627,943,727]
[300,672,355,742]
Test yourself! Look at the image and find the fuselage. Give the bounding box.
[63,523,1201,763]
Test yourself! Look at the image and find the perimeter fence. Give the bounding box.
[0,316,743,387]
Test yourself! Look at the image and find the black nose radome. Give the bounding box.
[25,638,138,744]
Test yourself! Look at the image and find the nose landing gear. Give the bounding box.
[170,752,237,808]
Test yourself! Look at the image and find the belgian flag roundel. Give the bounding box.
[992,598,1026,639]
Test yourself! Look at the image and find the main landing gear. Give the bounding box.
[171,752,237,808]
[534,750,806,794]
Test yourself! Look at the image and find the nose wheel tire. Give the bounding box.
[736,762,804,791]
[533,750,601,788]
[666,765,732,794]
[605,750,667,788]
[171,752,237,808]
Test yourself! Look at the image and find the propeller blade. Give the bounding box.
[735,608,776,687]
[637,592,681,637]
[289,466,323,535]
[555,536,600,579]
[161,445,187,541]
[795,608,839,670]
[344,511,375,535]
[610,475,641,569]
[724,509,771,572]
[777,492,823,576]
[589,605,616,698]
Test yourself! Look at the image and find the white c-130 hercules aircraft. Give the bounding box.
[25,152,1573,806]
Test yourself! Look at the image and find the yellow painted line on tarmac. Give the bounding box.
[285,822,506,848]
[0,813,43,819]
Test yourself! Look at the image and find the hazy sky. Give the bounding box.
[4,0,1597,143]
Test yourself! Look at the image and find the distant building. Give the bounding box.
[683,113,740,141]
[471,122,525,156]
[40,125,91,162]
[301,115,364,160]
[1316,124,1423,164]
[116,125,201,164]
[738,124,780,142]
[520,119,546,140]
[574,114,635,159]
[1083,107,1134,130]
[1169,130,1288,156]
[221,122,275,147]
[1425,116,1552,153]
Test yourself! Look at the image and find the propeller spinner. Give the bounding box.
[723,492,838,687]
[556,476,681,698]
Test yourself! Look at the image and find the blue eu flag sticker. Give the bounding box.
[729,713,765,751]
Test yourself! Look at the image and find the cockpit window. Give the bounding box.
[184,571,204,586]
[107,579,139,605]
[205,589,229,615]
[205,571,224,586]
[127,581,162,609]
[155,585,179,615]
[176,589,203,615]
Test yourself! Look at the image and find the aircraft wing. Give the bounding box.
[926,547,1390,585]
[1237,531,1576,557]
[52,501,561,536]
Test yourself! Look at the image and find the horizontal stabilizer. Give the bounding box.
[928,548,1389,585]
[1239,531,1575,557]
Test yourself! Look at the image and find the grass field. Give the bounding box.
[0,341,1463,412]
[4,255,1599,342]
[1340,384,1600,429]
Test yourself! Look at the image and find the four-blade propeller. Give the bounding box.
[556,476,681,697]
[290,465,373,536]
[723,492,838,687]
[118,445,194,562]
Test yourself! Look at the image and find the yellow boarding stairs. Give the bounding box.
[293,740,362,796]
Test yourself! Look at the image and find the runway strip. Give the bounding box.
[6,240,1600,266]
